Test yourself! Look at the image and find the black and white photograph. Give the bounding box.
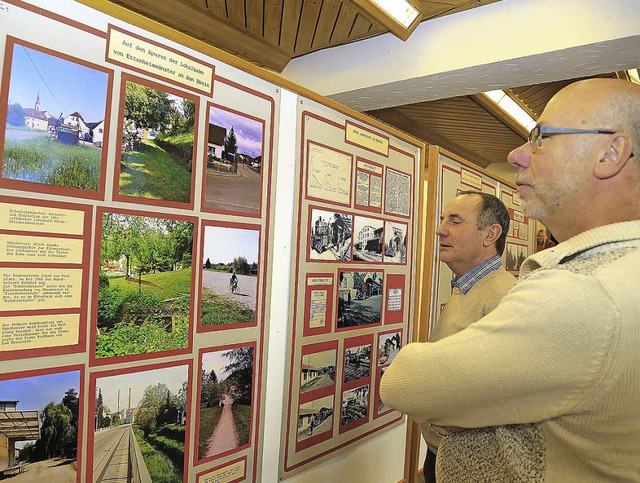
[383,221,407,264]
[340,385,369,427]
[200,224,259,327]
[300,349,336,394]
[377,331,401,366]
[378,367,392,415]
[297,395,333,442]
[337,270,383,329]
[1,41,110,194]
[308,208,352,261]
[343,343,371,383]
[352,215,384,262]
[506,241,528,272]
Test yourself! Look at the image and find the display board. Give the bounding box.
[0,1,278,482]
[279,98,422,476]
[428,146,535,332]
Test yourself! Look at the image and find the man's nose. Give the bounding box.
[507,142,532,169]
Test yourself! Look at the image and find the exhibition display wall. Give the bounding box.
[279,99,421,476]
[0,1,425,482]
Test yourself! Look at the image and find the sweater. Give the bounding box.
[424,267,516,451]
[381,220,640,482]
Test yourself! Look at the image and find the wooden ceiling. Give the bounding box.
[103,0,634,171]
[367,73,626,168]
[104,0,499,72]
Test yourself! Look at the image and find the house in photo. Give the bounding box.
[207,123,226,160]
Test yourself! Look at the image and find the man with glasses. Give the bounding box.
[381,78,640,482]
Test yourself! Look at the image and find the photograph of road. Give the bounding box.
[200,224,259,327]
[337,271,383,329]
[300,349,336,394]
[340,385,369,427]
[2,41,109,192]
[343,344,371,383]
[352,215,384,262]
[117,79,196,204]
[0,369,80,482]
[93,364,189,483]
[96,211,194,358]
[197,346,254,461]
[297,395,333,442]
[203,105,263,215]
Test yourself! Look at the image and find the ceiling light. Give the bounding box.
[483,90,537,131]
[350,0,423,41]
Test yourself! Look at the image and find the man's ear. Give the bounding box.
[595,133,634,180]
[483,223,502,247]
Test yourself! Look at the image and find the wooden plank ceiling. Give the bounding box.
[105,0,499,72]
[368,73,624,168]
[106,0,633,171]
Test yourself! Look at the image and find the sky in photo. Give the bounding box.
[8,43,109,122]
[0,370,80,411]
[96,364,188,413]
[202,225,259,264]
[201,350,236,382]
[209,106,263,158]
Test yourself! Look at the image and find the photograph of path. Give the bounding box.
[200,224,259,327]
[0,369,80,483]
[197,346,255,461]
[297,395,333,442]
[2,41,109,192]
[96,211,194,358]
[117,78,196,204]
[92,364,188,483]
[300,349,336,394]
[203,105,263,215]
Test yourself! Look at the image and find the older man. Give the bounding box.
[381,78,640,482]
[422,191,515,482]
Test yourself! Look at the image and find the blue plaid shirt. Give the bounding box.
[451,254,503,294]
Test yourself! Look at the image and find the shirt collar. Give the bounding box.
[451,254,502,294]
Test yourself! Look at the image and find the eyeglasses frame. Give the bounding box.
[528,124,616,152]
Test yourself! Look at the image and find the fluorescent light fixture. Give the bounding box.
[349,0,423,41]
[369,0,420,29]
[627,69,640,84]
[484,90,537,131]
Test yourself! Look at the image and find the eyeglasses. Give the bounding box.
[528,124,616,152]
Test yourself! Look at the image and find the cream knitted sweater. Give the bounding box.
[424,267,516,450]
[381,220,640,482]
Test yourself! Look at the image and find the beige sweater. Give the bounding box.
[381,221,640,482]
[424,267,516,450]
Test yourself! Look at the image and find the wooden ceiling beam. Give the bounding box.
[108,0,292,71]
[368,108,494,168]
[470,93,529,139]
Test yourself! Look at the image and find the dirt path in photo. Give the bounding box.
[7,458,76,483]
[205,395,239,457]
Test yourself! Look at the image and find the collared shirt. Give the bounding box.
[451,254,503,294]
